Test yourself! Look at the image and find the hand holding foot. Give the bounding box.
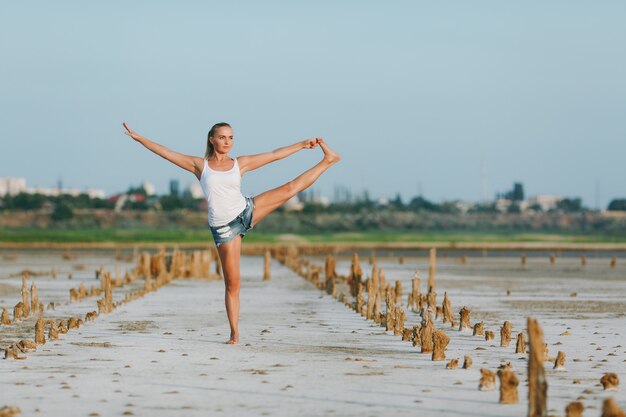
[316,138,341,164]
[302,138,319,149]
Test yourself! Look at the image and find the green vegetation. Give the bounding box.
[608,199,626,211]
[1,227,626,244]
[51,203,73,222]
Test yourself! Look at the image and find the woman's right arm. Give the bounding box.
[123,122,204,180]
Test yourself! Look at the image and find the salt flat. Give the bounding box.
[1,252,625,416]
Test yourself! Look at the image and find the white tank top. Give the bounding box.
[199,157,246,227]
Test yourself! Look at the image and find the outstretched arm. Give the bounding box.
[123,123,203,180]
[238,138,319,175]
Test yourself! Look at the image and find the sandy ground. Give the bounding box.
[1,251,625,416]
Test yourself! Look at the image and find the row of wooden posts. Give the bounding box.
[270,246,623,416]
[2,248,222,360]
[519,254,619,268]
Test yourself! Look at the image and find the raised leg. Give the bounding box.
[216,235,242,344]
[252,139,340,226]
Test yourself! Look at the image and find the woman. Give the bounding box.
[122,122,340,344]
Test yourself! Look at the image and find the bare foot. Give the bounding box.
[226,332,239,344]
[317,138,341,164]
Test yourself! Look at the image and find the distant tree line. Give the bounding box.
[608,199,626,211]
[1,191,625,225]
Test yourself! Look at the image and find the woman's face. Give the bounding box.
[211,126,234,154]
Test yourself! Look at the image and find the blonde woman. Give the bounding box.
[122,122,340,344]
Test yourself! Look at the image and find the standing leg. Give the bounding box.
[216,235,242,344]
[252,139,340,225]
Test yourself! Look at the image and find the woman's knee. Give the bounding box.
[225,278,240,294]
[283,180,297,196]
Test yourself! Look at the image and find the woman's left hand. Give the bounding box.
[302,138,319,149]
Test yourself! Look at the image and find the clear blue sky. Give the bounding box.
[1,1,625,208]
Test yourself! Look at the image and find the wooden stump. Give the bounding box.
[1,308,10,325]
[420,317,434,353]
[68,317,80,329]
[412,325,421,347]
[394,280,402,305]
[601,397,625,417]
[373,292,382,324]
[69,288,79,303]
[350,253,363,297]
[385,288,395,332]
[479,369,496,391]
[427,290,437,312]
[427,248,436,292]
[432,329,449,361]
[527,317,548,417]
[442,292,453,324]
[21,276,30,318]
[30,283,38,315]
[473,322,484,336]
[445,359,458,369]
[356,283,366,315]
[17,340,36,354]
[35,318,45,345]
[393,308,405,337]
[104,273,113,312]
[263,250,271,281]
[553,351,566,370]
[600,373,620,391]
[48,321,59,341]
[408,273,420,312]
[500,321,512,347]
[369,250,376,266]
[13,302,24,322]
[462,355,472,369]
[459,306,471,332]
[515,331,526,354]
[497,369,519,404]
[58,320,68,334]
[325,278,337,297]
[435,306,443,321]
[565,401,584,417]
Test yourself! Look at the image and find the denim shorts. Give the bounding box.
[209,196,255,247]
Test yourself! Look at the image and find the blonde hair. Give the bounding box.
[205,122,231,159]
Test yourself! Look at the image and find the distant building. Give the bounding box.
[83,188,106,199]
[314,196,330,207]
[376,197,390,207]
[188,183,204,199]
[495,198,512,212]
[108,193,146,212]
[0,177,26,196]
[284,195,304,211]
[453,200,474,214]
[522,195,563,212]
[0,177,105,199]
[142,181,156,196]
[169,179,180,197]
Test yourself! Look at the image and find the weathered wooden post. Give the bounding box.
[527,317,548,417]
[263,250,271,281]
